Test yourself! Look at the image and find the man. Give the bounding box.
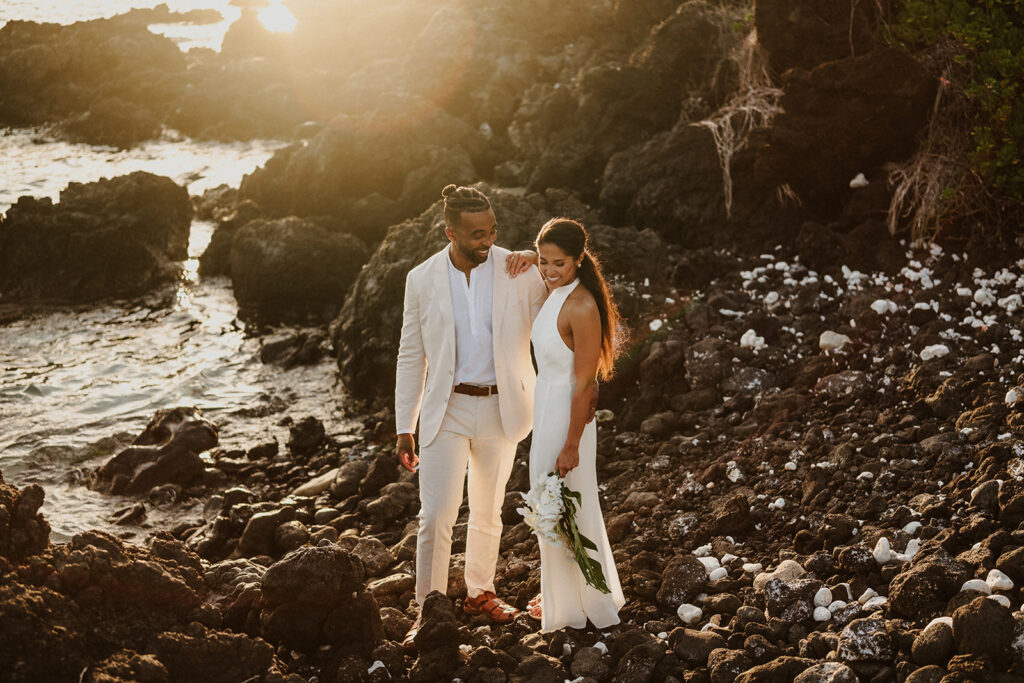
[395,184,546,648]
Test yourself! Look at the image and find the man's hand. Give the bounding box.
[397,433,418,472]
[586,381,599,423]
[505,250,538,278]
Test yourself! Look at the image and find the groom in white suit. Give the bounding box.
[395,184,547,645]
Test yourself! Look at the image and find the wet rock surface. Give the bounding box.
[0,172,193,302]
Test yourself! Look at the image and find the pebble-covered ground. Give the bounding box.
[4,232,1024,683]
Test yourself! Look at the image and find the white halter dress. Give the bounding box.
[528,278,625,632]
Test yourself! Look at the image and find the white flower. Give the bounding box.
[518,474,567,547]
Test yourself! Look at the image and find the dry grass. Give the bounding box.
[884,38,994,241]
[699,29,784,218]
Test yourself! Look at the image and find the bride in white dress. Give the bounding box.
[524,218,625,632]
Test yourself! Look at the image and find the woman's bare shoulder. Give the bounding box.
[565,285,598,318]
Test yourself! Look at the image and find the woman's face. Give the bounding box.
[537,242,582,290]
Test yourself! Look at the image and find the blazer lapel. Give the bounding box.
[491,247,509,340]
[431,248,456,361]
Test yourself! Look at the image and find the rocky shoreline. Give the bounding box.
[4,0,1024,681]
[5,226,1024,681]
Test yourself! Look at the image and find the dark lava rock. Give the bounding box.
[887,550,969,619]
[149,621,277,682]
[754,47,935,217]
[912,619,954,666]
[904,665,946,683]
[258,543,383,654]
[411,591,460,682]
[735,655,814,682]
[754,0,880,74]
[238,96,480,234]
[657,554,708,608]
[0,172,192,301]
[671,627,726,666]
[0,473,50,561]
[836,618,893,664]
[230,217,368,321]
[764,577,822,624]
[286,416,326,456]
[0,19,186,146]
[88,407,218,496]
[793,662,859,682]
[708,647,753,683]
[952,596,1014,668]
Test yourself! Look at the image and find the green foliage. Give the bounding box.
[891,1,1024,200]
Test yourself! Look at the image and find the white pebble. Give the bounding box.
[813,606,832,622]
[920,344,950,361]
[857,471,875,481]
[593,642,608,654]
[698,556,721,573]
[765,291,780,305]
[873,537,892,564]
[693,544,712,557]
[740,329,766,351]
[1007,388,1020,407]
[849,172,869,188]
[926,616,953,629]
[709,567,728,582]
[368,661,386,674]
[863,596,888,611]
[742,562,763,574]
[871,299,898,315]
[828,600,847,613]
[987,569,1014,591]
[961,579,992,594]
[563,643,573,656]
[677,603,702,625]
[903,521,922,535]
[649,319,664,332]
[858,588,878,604]
[784,461,797,471]
[721,553,738,563]
[819,330,852,352]
[902,539,921,561]
[814,587,833,607]
[989,594,1012,608]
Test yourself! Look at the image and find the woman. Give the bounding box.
[515,218,625,632]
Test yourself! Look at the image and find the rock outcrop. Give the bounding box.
[0,172,193,302]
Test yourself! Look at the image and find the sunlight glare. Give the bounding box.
[258,3,297,33]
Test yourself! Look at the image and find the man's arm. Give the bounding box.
[395,269,427,471]
[525,265,548,322]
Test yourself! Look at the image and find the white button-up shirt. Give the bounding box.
[447,248,496,386]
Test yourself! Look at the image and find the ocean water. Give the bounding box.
[0,126,349,540]
[0,0,346,542]
[0,0,297,51]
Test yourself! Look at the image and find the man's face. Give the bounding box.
[446,209,497,265]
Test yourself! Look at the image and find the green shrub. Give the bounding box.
[890,1,1024,201]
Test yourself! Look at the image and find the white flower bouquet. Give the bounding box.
[517,472,610,594]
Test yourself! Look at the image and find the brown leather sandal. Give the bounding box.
[463,591,520,623]
[527,594,542,620]
[402,620,421,652]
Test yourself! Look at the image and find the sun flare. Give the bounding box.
[258,3,297,33]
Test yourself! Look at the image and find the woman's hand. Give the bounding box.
[555,443,580,477]
[505,250,538,278]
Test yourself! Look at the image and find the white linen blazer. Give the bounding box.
[395,245,547,447]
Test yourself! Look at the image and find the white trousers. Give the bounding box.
[415,392,517,607]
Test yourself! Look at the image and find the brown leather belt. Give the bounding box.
[453,383,499,397]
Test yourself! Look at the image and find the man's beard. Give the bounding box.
[458,243,489,264]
